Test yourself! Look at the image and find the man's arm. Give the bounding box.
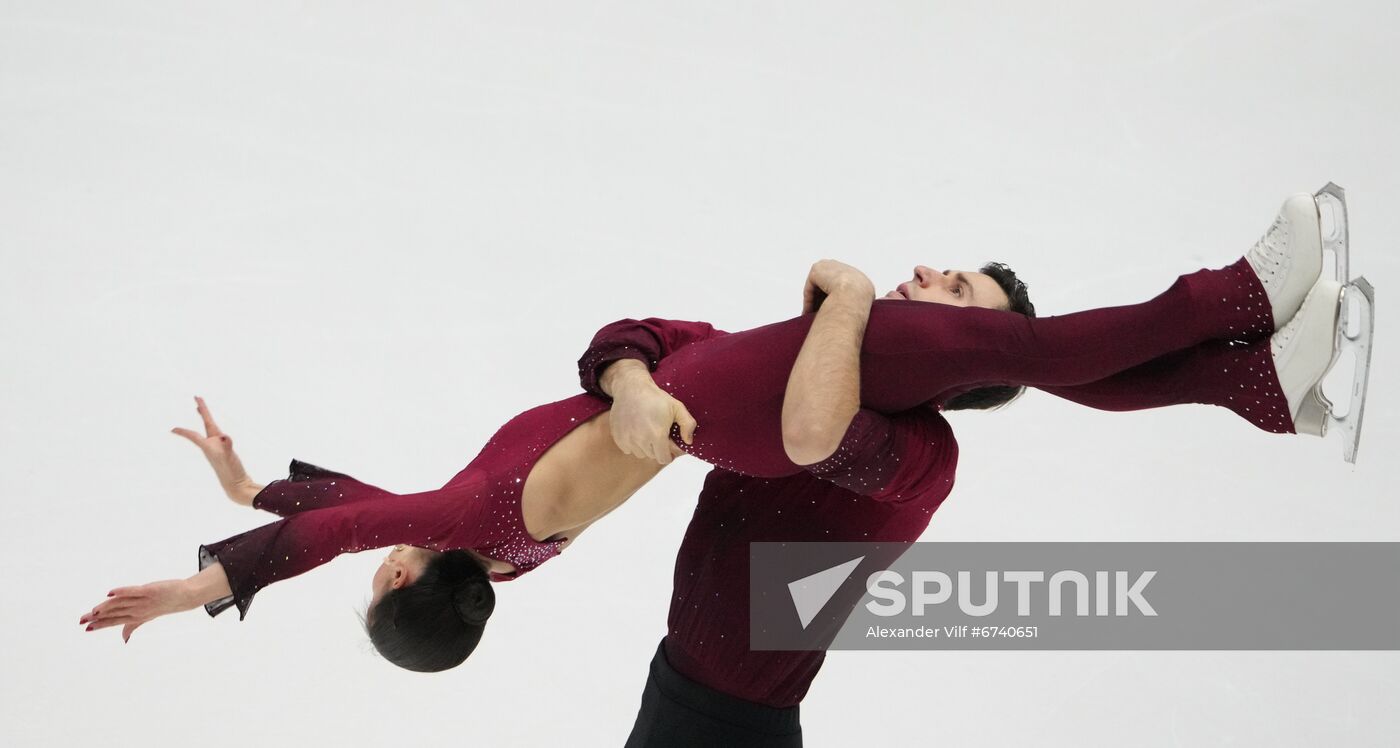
[782,261,876,465]
[783,262,957,504]
[597,358,653,398]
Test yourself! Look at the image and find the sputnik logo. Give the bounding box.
[787,556,865,629]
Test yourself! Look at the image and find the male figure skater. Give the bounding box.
[579,261,1021,746]
[582,198,1353,743]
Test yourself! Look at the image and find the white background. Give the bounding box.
[3,2,1397,746]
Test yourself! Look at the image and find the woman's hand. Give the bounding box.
[171,396,261,506]
[603,362,698,466]
[79,580,200,643]
[802,259,876,314]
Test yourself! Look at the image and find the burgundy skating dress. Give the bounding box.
[199,394,609,618]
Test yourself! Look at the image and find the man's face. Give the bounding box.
[881,265,1010,311]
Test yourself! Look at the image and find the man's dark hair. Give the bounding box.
[941,261,1036,412]
[364,550,496,672]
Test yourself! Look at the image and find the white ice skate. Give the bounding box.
[1272,279,1343,437]
[1246,192,1324,328]
[1286,183,1375,463]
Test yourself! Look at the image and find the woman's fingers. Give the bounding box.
[84,586,149,616]
[195,395,223,436]
[83,604,137,623]
[88,602,140,619]
[88,615,143,631]
[170,426,204,447]
[122,622,143,642]
[173,398,235,458]
[82,595,146,622]
[83,598,154,629]
[87,609,146,627]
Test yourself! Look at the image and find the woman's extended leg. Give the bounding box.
[1038,338,1294,434]
[850,257,1276,410]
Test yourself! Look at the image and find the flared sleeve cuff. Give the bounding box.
[251,458,389,517]
[198,543,251,620]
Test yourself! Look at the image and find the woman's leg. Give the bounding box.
[1039,338,1294,434]
[850,257,1275,411]
[654,257,1288,476]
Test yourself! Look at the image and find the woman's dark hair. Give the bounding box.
[941,261,1036,412]
[363,549,496,672]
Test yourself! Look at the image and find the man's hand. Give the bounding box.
[600,360,697,465]
[802,259,876,314]
[171,396,262,506]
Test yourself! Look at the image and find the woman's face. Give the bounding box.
[370,544,433,607]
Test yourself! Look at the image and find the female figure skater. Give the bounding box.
[79,193,1344,673]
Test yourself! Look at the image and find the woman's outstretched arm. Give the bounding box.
[82,463,493,636]
[80,562,233,642]
[193,475,490,620]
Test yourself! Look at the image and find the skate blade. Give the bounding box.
[1315,182,1349,283]
[1328,277,1375,464]
[1299,284,1345,439]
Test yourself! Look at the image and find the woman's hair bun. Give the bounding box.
[365,549,494,672]
[453,579,495,625]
